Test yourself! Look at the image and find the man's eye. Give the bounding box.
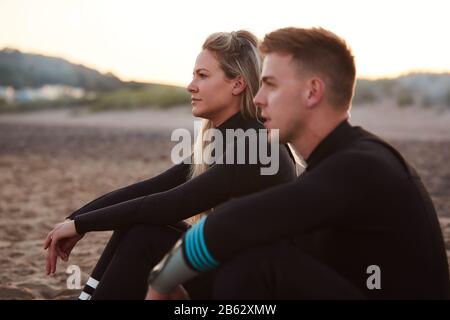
[199,74,207,78]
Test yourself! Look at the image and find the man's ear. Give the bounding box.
[305,77,325,108]
[232,76,247,96]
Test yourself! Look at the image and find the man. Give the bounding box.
[146,27,450,299]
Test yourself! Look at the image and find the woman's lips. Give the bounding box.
[264,118,273,129]
[191,98,202,105]
[260,115,271,126]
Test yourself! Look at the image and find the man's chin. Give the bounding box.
[266,127,286,144]
[191,107,203,118]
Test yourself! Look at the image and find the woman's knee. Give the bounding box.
[114,224,181,260]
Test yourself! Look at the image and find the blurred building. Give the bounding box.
[0,86,15,103]
[0,85,85,103]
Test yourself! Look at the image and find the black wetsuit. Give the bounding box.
[199,120,450,299]
[67,111,297,299]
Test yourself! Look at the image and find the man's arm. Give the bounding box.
[147,151,383,293]
[203,151,377,261]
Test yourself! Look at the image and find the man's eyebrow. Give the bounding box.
[192,68,210,74]
[261,76,276,83]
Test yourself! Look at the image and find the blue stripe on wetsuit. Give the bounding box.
[183,216,220,272]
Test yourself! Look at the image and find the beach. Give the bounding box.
[0,105,449,299]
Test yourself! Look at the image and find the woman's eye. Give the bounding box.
[199,74,207,78]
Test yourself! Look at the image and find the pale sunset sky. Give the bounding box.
[1,0,449,86]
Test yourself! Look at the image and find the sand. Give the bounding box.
[0,105,449,299]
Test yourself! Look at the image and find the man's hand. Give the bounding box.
[44,220,81,275]
[145,285,190,300]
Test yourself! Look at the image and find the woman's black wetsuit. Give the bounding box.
[67,111,297,299]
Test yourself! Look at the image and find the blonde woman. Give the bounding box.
[43,30,297,299]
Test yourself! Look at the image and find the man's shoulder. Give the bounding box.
[330,133,411,179]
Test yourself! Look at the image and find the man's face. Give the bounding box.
[254,53,308,143]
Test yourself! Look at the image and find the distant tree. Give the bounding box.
[421,95,435,108]
[353,80,378,105]
[445,89,450,109]
[0,48,123,91]
[397,88,415,107]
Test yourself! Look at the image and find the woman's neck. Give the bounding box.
[210,104,241,127]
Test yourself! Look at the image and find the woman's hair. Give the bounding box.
[186,30,262,225]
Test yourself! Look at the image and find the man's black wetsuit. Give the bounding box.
[197,120,450,299]
[66,111,297,299]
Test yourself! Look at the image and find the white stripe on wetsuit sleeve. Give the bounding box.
[87,277,99,289]
[78,291,92,300]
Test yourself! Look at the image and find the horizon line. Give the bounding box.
[2,46,450,88]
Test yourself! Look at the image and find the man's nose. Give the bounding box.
[253,90,265,109]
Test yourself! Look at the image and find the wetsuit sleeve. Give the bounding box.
[202,151,386,262]
[66,162,190,220]
[72,160,238,234]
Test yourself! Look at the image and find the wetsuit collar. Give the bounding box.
[215,111,247,135]
[305,120,356,171]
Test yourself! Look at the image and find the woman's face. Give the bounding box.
[187,49,239,125]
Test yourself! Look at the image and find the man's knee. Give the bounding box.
[210,240,365,300]
[212,248,273,299]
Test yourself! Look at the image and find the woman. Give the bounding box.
[43,30,297,299]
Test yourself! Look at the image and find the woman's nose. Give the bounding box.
[187,80,198,93]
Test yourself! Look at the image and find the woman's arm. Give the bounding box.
[72,139,296,234]
[66,162,190,220]
[44,161,191,274]
[72,160,237,233]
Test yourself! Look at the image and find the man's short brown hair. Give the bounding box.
[260,27,356,110]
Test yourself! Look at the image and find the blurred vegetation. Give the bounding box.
[396,88,415,107]
[0,48,123,91]
[353,73,450,109]
[87,86,190,112]
[0,86,190,114]
[0,48,190,114]
[0,97,7,109]
[2,48,450,113]
[0,96,81,113]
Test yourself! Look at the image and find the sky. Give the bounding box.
[1,0,449,87]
